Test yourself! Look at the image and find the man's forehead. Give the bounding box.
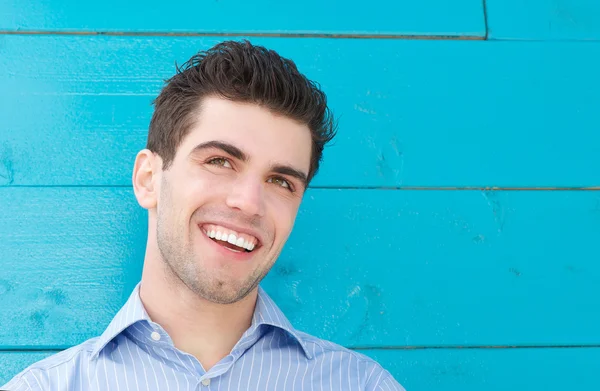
[179,101,312,171]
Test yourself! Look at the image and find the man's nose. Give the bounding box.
[225,175,266,217]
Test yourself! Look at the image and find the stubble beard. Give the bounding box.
[156,208,274,305]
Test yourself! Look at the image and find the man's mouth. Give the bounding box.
[200,223,260,253]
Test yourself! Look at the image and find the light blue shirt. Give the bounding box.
[4,283,404,390]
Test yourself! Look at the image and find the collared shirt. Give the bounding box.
[3,284,404,390]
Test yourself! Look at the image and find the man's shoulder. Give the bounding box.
[296,329,374,361]
[294,330,405,390]
[2,338,98,390]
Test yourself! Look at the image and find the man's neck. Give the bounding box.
[138,259,257,371]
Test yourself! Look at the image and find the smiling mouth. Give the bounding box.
[201,224,260,253]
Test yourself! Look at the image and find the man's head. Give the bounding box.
[148,40,336,184]
[133,40,336,304]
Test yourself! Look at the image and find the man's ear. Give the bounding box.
[132,149,161,210]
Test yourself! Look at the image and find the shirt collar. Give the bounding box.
[91,283,150,358]
[91,283,312,360]
[252,286,313,359]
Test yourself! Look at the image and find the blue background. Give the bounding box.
[1,1,599,389]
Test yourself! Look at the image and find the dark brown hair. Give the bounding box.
[147,40,337,184]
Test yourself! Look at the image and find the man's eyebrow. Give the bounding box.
[272,165,308,188]
[189,140,248,162]
[190,140,308,187]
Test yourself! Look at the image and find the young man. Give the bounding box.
[4,40,404,390]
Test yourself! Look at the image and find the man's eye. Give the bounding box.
[207,157,232,168]
[268,177,293,191]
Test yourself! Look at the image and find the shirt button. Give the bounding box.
[201,378,211,386]
[150,331,161,341]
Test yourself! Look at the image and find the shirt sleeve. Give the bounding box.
[2,369,44,391]
[2,377,32,391]
[375,372,406,391]
[366,368,406,391]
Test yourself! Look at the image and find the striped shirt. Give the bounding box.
[3,283,404,390]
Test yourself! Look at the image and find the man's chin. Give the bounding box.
[189,279,257,305]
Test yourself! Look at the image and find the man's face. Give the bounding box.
[154,97,312,304]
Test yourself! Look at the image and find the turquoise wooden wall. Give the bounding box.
[1,1,599,389]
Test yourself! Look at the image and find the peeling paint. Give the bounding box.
[376,152,386,177]
[509,267,521,277]
[348,285,361,298]
[389,136,402,157]
[472,234,485,243]
[29,310,49,328]
[481,191,506,233]
[275,262,298,277]
[0,279,14,295]
[354,104,377,115]
[45,288,67,305]
[0,143,15,185]
[389,136,404,185]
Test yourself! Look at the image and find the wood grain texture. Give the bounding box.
[486,0,600,40]
[2,36,600,187]
[3,348,600,389]
[367,348,600,390]
[1,187,599,348]
[0,0,485,37]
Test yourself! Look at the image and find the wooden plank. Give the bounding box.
[0,0,485,37]
[1,188,599,348]
[486,0,600,40]
[366,348,600,391]
[3,348,600,390]
[2,36,600,187]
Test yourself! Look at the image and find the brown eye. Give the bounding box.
[268,177,293,191]
[207,157,232,168]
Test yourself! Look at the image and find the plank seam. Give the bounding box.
[3,30,598,42]
[0,30,485,40]
[482,0,489,40]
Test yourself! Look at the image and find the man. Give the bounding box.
[4,40,404,390]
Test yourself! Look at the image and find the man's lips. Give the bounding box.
[198,223,263,261]
[199,222,263,251]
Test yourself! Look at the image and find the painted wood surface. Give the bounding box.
[2,2,599,389]
[486,0,600,40]
[3,348,600,389]
[1,187,599,348]
[0,0,485,37]
[2,36,600,187]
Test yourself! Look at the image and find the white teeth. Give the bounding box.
[204,226,257,252]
